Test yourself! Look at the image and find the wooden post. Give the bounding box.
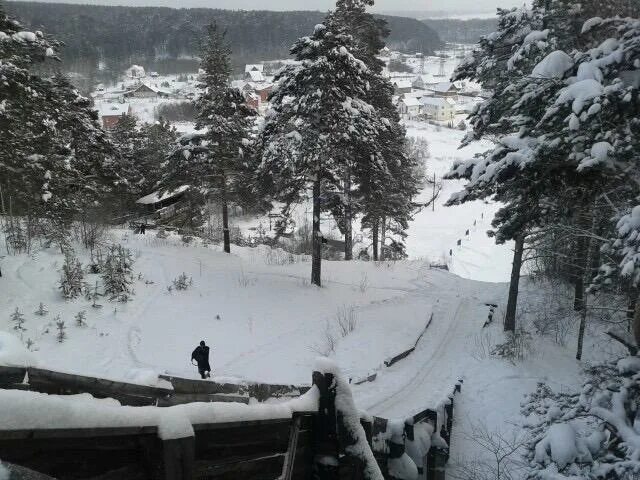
[162,436,195,480]
[312,371,338,479]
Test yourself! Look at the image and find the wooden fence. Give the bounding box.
[0,367,460,480]
[0,366,309,407]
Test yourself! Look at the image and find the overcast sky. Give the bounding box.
[23,0,526,16]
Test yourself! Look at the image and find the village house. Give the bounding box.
[244,64,265,82]
[244,92,260,110]
[254,84,273,102]
[427,82,459,99]
[392,79,412,95]
[412,74,436,90]
[123,83,170,99]
[420,97,456,122]
[398,96,422,120]
[97,103,131,130]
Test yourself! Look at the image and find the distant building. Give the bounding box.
[412,74,435,90]
[254,84,273,102]
[420,97,456,121]
[123,83,169,99]
[97,103,131,130]
[398,96,422,120]
[427,82,459,98]
[244,64,265,82]
[244,92,260,110]
[392,79,412,95]
[245,70,265,82]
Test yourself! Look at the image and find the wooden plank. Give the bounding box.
[27,368,171,405]
[195,453,284,480]
[0,366,27,387]
[157,393,249,406]
[195,421,291,461]
[159,375,243,395]
[0,433,160,479]
[280,415,302,480]
[383,347,416,367]
[193,418,292,432]
[0,426,158,440]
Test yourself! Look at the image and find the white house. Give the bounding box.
[398,96,422,119]
[427,82,459,98]
[420,97,456,121]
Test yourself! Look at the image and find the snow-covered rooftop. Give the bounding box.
[96,103,130,117]
[136,185,190,205]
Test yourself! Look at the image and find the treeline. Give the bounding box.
[6,1,443,77]
[422,18,497,43]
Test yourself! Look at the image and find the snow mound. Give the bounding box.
[532,50,573,79]
[0,331,37,368]
[617,356,640,375]
[535,423,578,469]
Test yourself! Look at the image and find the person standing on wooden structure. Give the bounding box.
[191,340,211,379]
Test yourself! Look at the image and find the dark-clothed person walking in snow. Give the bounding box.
[191,340,211,379]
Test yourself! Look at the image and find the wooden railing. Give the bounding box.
[0,366,461,480]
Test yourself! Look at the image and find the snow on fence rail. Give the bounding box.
[0,361,460,480]
[0,366,310,406]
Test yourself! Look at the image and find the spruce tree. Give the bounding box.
[325,0,417,261]
[258,22,385,285]
[161,24,255,252]
[0,8,115,230]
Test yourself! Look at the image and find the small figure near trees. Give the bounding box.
[75,311,87,327]
[191,340,211,379]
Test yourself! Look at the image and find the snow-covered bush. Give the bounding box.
[336,305,357,337]
[522,354,640,479]
[172,273,192,291]
[59,253,84,299]
[491,330,535,363]
[102,245,135,302]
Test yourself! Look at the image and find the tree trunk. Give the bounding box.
[372,219,379,261]
[573,208,591,311]
[311,177,322,287]
[633,290,640,347]
[380,216,386,261]
[628,287,638,333]
[221,176,230,254]
[504,234,525,332]
[222,200,230,254]
[344,170,353,261]
[576,207,597,361]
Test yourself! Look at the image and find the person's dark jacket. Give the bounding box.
[191,345,210,370]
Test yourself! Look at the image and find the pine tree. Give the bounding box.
[10,307,26,332]
[59,254,85,300]
[74,310,87,327]
[258,22,385,285]
[447,1,640,350]
[34,302,48,316]
[161,24,255,251]
[102,245,135,302]
[55,316,66,343]
[325,0,417,261]
[0,8,115,232]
